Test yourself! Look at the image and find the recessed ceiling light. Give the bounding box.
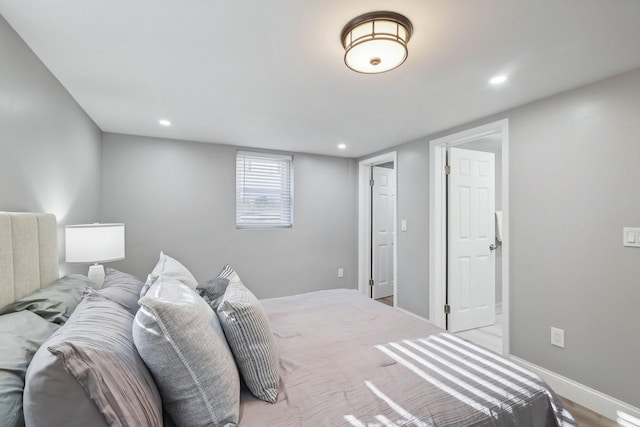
[159,119,171,126]
[338,143,347,150]
[489,75,508,85]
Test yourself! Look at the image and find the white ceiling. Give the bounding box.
[2,1,640,158]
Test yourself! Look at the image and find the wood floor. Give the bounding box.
[560,397,618,426]
[376,295,394,307]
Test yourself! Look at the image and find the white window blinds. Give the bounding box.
[236,151,293,228]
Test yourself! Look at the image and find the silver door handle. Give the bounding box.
[489,244,497,251]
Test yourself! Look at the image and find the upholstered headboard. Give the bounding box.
[0,212,59,308]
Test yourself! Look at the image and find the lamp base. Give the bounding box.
[87,264,106,287]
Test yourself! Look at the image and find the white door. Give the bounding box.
[372,166,395,299]
[448,147,496,332]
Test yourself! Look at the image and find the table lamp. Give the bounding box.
[65,223,125,286]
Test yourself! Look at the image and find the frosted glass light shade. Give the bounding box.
[341,11,413,74]
[65,223,125,263]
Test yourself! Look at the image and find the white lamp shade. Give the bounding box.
[65,223,125,263]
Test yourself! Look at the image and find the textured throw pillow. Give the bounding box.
[133,275,240,427]
[0,274,96,324]
[97,268,144,315]
[140,252,198,297]
[197,264,236,310]
[217,273,280,403]
[24,293,162,427]
[0,311,59,427]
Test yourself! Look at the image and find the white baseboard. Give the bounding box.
[511,356,640,423]
[396,306,430,323]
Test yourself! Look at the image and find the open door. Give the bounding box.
[447,147,496,332]
[372,165,395,300]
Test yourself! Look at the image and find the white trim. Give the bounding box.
[428,144,447,328]
[236,150,292,161]
[511,356,640,423]
[428,119,510,355]
[395,307,430,323]
[358,152,398,306]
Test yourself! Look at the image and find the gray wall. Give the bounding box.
[362,68,640,407]
[362,140,431,318]
[509,69,640,407]
[0,15,102,274]
[100,133,358,299]
[394,141,431,318]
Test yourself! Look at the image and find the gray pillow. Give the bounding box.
[197,264,236,310]
[133,275,240,427]
[0,274,96,324]
[24,292,162,427]
[217,274,280,403]
[96,268,144,315]
[0,311,59,427]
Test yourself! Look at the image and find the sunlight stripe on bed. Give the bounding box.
[423,333,576,427]
[375,344,494,418]
[365,380,430,427]
[388,342,516,414]
[375,414,401,427]
[401,339,526,405]
[416,338,534,399]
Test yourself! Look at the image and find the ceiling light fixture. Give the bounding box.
[341,11,413,74]
[159,119,171,126]
[489,75,508,85]
[338,143,347,150]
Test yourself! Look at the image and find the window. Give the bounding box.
[236,151,293,228]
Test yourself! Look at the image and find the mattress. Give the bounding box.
[240,289,575,426]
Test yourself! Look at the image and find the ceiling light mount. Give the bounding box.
[341,11,413,74]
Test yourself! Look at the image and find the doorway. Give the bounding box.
[429,119,510,355]
[358,152,398,307]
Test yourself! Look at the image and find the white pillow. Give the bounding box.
[141,252,198,297]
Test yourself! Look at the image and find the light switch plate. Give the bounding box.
[623,228,640,248]
[551,327,565,348]
[401,220,407,232]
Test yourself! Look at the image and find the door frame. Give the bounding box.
[358,152,398,306]
[428,119,510,354]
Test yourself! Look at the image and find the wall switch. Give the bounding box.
[623,228,640,248]
[551,327,565,348]
[401,220,407,232]
[338,268,344,278]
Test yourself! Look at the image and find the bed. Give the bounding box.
[0,212,576,426]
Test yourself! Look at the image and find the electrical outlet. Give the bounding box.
[338,268,344,278]
[551,327,565,348]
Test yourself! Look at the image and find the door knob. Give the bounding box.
[489,244,497,251]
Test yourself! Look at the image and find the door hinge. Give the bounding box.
[444,165,451,175]
[369,178,375,186]
[369,279,375,287]
[444,304,451,314]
